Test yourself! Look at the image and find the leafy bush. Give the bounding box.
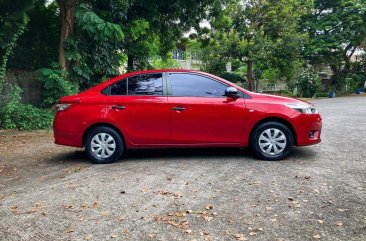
[314,91,329,98]
[0,85,54,130]
[38,63,78,107]
[151,56,181,69]
[280,89,298,97]
[219,72,245,83]
[295,67,322,98]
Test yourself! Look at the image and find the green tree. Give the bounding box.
[61,0,223,89]
[7,0,60,70]
[302,0,366,90]
[200,0,312,91]
[0,0,33,93]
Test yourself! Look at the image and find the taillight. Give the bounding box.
[56,102,77,111]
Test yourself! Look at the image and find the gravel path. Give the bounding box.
[0,96,365,241]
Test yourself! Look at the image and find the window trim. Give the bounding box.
[167,72,245,98]
[103,73,166,97]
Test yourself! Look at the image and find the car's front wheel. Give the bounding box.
[85,126,124,164]
[250,121,294,161]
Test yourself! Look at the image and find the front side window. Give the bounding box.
[169,73,227,97]
[109,73,163,96]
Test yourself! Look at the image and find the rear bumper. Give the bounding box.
[53,113,83,148]
[295,113,322,146]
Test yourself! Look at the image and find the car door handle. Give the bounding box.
[172,106,186,111]
[112,105,126,110]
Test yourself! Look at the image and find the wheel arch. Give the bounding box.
[249,117,297,146]
[82,122,125,148]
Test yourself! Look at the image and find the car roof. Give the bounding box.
[86,69,250,96]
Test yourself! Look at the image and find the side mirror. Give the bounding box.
[225,87,238,98]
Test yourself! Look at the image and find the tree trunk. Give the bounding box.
[58,0,76,70]
[247,60,255,91]
[127,54,134,72]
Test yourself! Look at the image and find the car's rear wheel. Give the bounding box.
[85,126,124,164]
[250,121,294,161]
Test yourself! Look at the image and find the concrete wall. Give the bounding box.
[2,70,42,106]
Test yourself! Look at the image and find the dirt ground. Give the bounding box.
[0,96,365,241]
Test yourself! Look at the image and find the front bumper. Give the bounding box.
[295,113,322,146]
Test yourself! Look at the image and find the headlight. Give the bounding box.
[285,103,318,114]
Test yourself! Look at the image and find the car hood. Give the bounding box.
[250,92,313,106]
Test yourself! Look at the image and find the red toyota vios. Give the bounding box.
[53,70,322,164]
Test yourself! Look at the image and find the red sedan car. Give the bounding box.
[54,70,322,164]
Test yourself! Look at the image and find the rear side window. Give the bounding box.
[109,73,163,96]
[169,73,227,97]
[110,79,127,95]
[128,74,163,96]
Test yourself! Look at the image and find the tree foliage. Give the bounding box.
[0,0,33,93]
[7,0,60,70]
[61,0,223,89]
[301,0,366,90]
[198,0,313,91]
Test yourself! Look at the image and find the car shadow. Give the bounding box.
[48,146,318,165]
[124,147,252,160]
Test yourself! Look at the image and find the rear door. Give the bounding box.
[105,73,170,146]
[167,72,246,145]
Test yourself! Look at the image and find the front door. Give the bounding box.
[105,73,170,146]
[167,73,246,145]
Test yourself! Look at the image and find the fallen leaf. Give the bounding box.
[123,229,129,235]
[175,212,186,217]
[204,216,213,222]
[317,220,324,224]
[313,234,321,239]
[84,234,93,240]
[147,233,156,238]
[205,205,213,210]
[92,202,98,208]
[234,233,248,241]
[111,233,118,238]
[100,211,110,217]
[203,232,212,241]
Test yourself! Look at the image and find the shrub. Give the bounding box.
[295,67,322,98]
[219,72,245,83]
[38,63,78,107]
[0,85,54,130]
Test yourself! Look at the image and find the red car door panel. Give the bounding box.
[168,73,246,144]
[106,96,169,145]
[105,73,169,146]
[169,97,246,144]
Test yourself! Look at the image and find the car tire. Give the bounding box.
[85,126,124,164]
[250,121,294,161]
